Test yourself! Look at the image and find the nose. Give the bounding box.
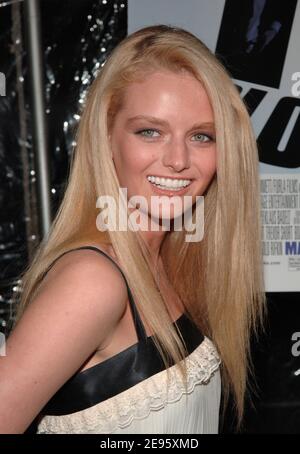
[162,137,191,172]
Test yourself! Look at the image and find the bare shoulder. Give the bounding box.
[34,246,128,333]
[38,245,127,311]
[0,245,128,433]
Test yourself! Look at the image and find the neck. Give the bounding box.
[137,229,166,266]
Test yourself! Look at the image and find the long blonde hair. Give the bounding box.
[13,25,266,428]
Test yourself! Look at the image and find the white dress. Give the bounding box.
[34,246,222,434]
[37,337,221,434]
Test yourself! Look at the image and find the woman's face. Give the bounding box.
[109,70,217,222]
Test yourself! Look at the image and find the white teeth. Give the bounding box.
[147,175,191,189]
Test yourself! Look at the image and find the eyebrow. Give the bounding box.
[126,115,215,132]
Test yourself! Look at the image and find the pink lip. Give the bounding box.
[147,179,192,196]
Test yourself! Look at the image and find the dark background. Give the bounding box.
[0,0,299,434]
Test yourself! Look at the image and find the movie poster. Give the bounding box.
[216,0,299,291]
[128,0,300,291]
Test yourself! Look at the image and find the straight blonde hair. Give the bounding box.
[13,25,266,429]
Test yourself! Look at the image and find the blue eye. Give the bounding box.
[135,129,160,138]
[134,129,214,142]
[192,133,213,142]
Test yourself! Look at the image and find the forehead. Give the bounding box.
[117,70,214,121]
[122,70,204,98]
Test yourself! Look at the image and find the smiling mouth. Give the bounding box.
[147,176,193,197]
[147,175,192,191]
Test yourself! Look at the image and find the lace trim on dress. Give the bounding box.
[37,336,221,434]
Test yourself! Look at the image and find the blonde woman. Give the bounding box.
[0,25,266,434]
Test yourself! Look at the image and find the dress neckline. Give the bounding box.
[77,311,187,377]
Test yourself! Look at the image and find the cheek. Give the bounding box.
[112,139,150,189]
[114,136,156,172]
[208,152,217,176]
[196,149,217,179]
[112,138,134,173]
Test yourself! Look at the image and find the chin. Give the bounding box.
[150,207,184,223]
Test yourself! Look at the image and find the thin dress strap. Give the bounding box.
[41,245,147,343]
